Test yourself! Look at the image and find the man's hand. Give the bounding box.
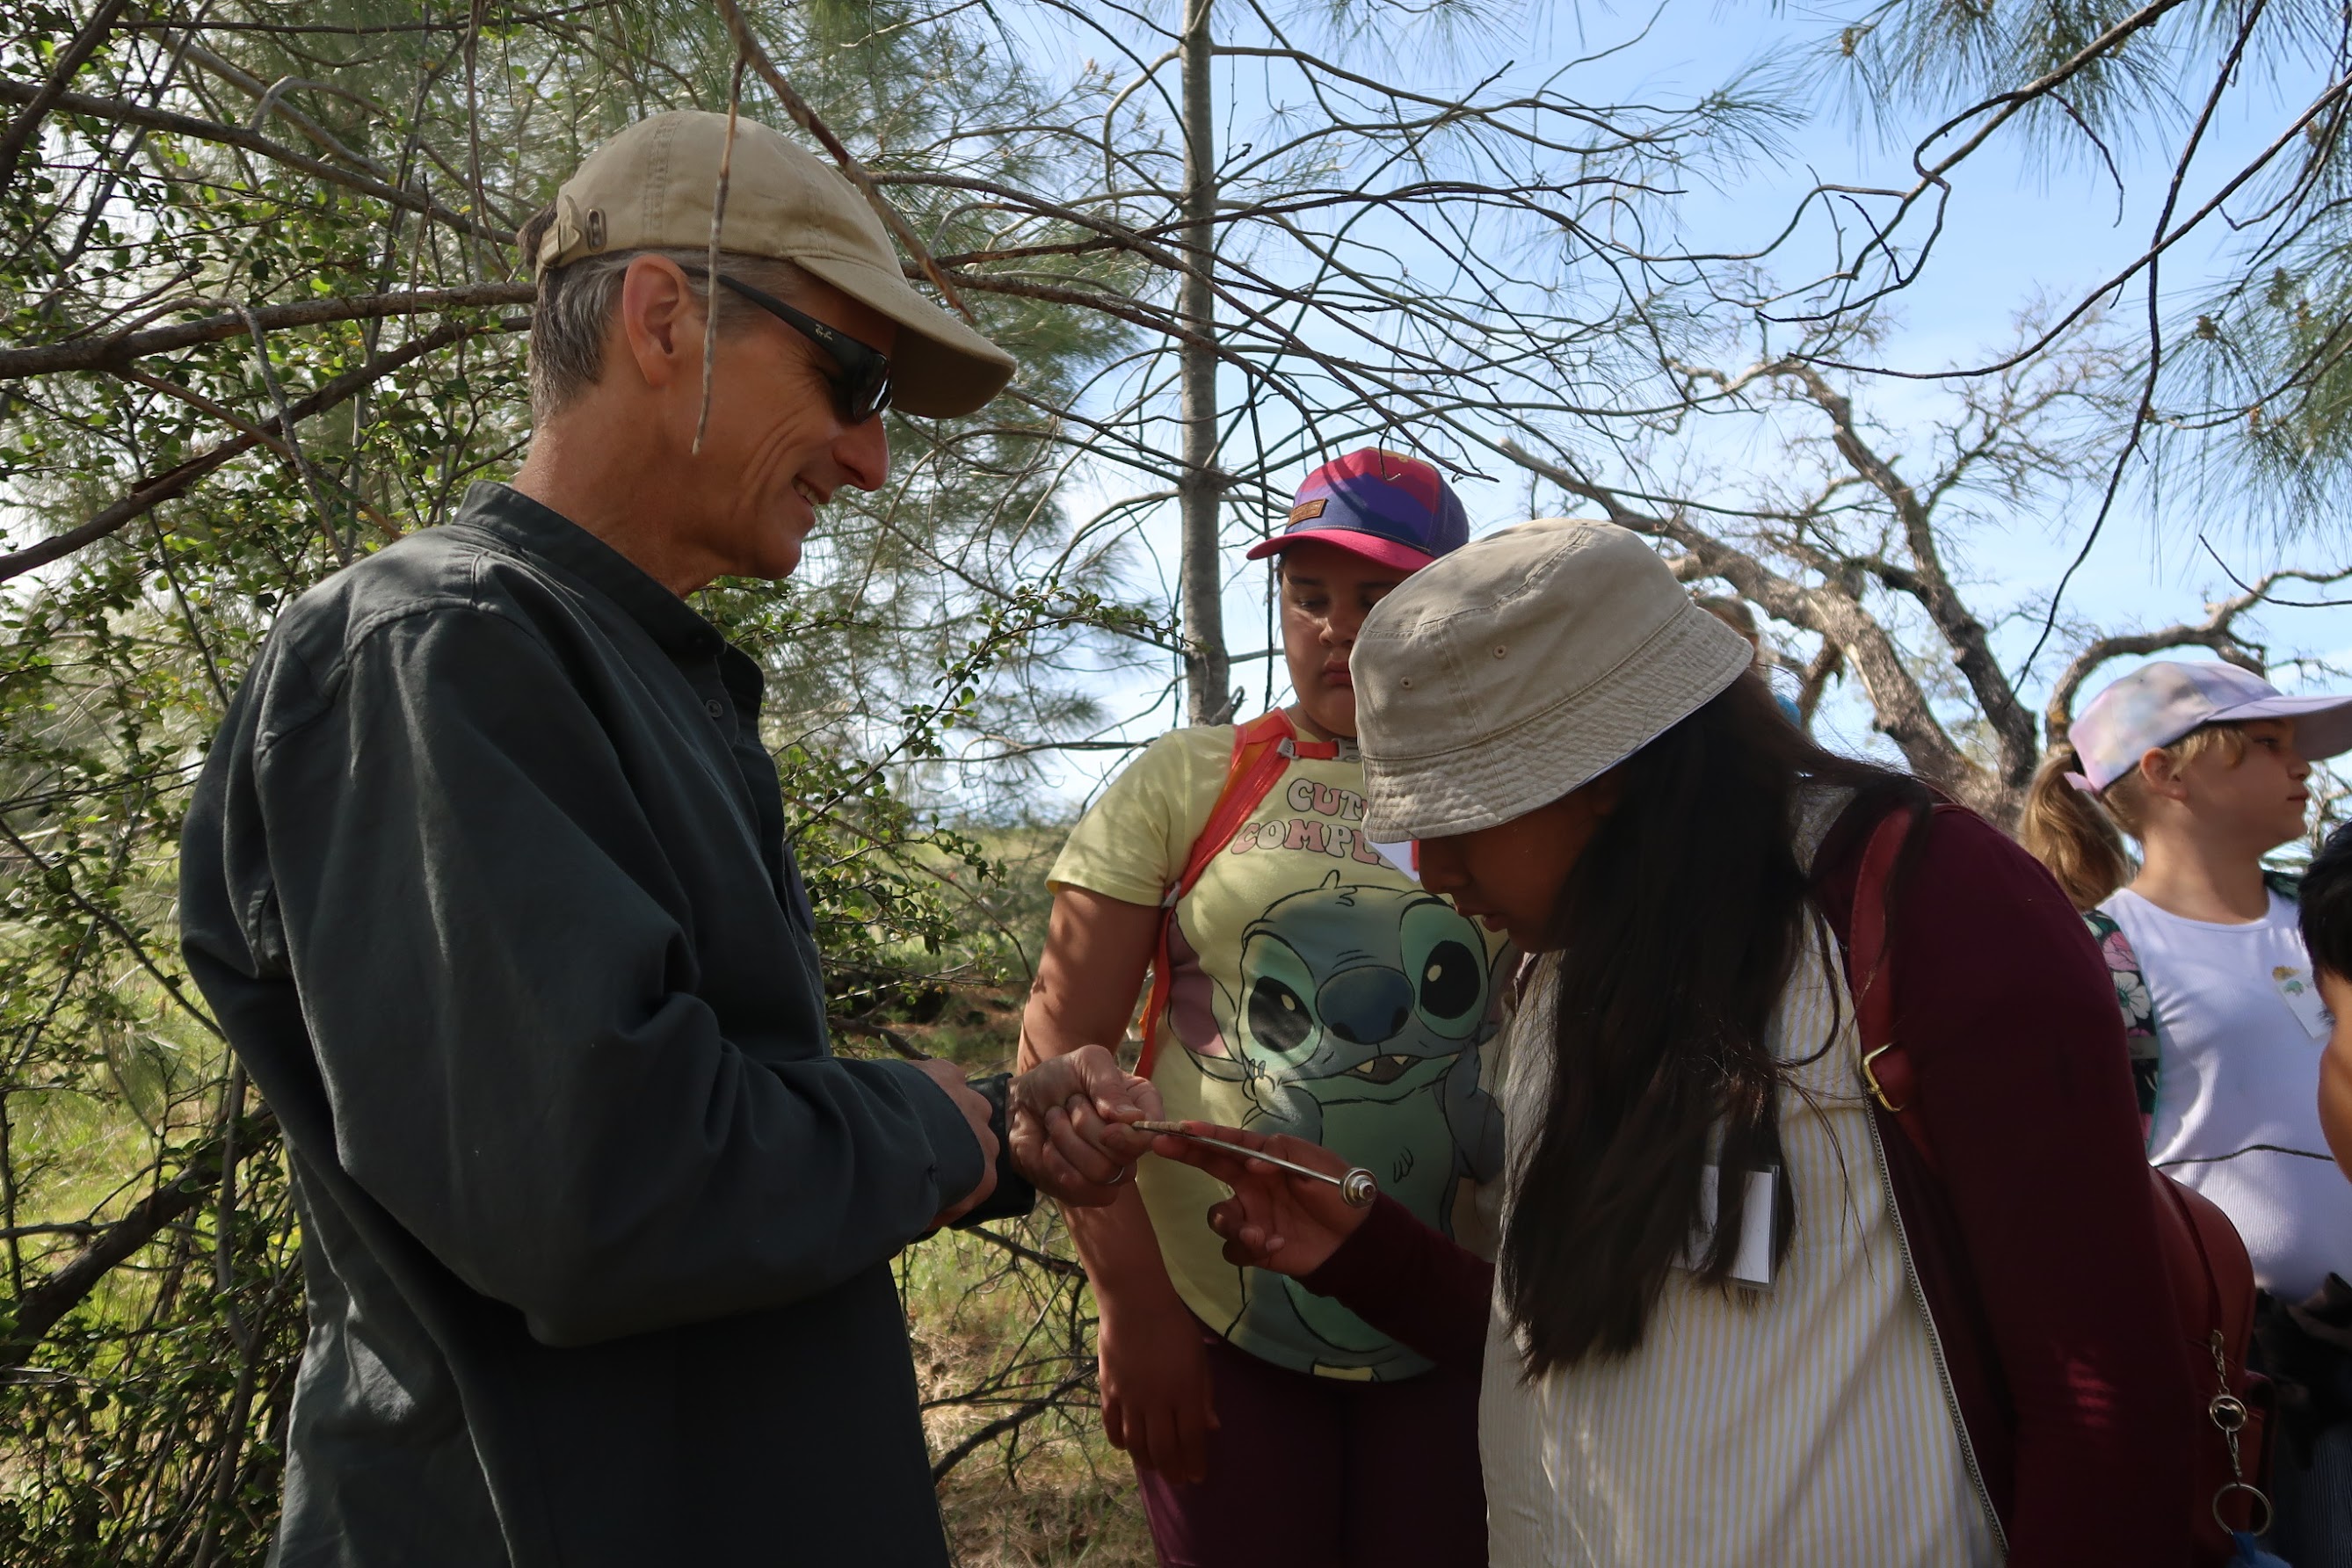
[1008,1044,1162,1207]
[1150,1122,1368,1277]
[916,1058,998,1227]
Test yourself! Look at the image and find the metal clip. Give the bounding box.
[2205,1329,2273,1535]
[1861,1042,1906,1114]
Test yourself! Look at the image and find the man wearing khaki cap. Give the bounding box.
[178,111,1157,1566]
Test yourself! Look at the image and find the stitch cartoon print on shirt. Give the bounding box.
[1166,872,1505,1373]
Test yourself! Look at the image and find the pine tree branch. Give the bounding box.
[0,316,514,582]
[0,1113,277,1375]
[0,76,505,241]
[0,287,563,381]
[711,0,973,321]
[0,0,131,194]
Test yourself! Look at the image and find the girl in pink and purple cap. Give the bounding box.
[1019,449,1497,1568]
[2025,657,2352,1564]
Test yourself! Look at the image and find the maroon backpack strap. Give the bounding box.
[1847,796,2273,1559]
[1850,802,1942,1172]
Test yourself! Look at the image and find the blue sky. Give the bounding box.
[1622,1,2352,752]
[995,1,2352,799]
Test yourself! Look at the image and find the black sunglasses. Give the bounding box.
[682,265,893,425]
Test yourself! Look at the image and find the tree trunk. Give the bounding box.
[1178,0,1230,726]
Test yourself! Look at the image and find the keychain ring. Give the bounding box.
[2213,1482,2273,1537]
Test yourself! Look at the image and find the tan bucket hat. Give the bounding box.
[533,110,1015,417]
[1352,518,1755,841]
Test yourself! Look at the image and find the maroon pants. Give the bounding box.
[1134,1318,1487,1568]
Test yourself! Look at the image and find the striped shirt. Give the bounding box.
[1480,820,2002,1565]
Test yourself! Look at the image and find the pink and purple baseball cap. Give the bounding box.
[2069,659,2352,791]
[1245,447,1469,572]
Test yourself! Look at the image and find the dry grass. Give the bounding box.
[904,1210,1153,1568]
[903,1213,1152,1568]
[936,1435,1153,1567]
[897,964,1155,1568]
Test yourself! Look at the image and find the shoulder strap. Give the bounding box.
[1854,803,2274,1554]
[1851,803,1943,1172]
[1134,712,1338,1076]
[1172,712,1311,911]
[2082,906,2160,1129]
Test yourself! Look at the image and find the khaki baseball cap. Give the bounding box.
[1352,518,1755,841]
[534,110,1015,417]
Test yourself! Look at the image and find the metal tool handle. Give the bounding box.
[1136,1121,1378,1209]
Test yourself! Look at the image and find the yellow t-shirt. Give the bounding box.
[1049,722,1508,1380]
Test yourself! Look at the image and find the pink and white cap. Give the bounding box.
[2068,659,2352,792]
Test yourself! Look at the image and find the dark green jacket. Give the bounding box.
[178,483,1019,1567]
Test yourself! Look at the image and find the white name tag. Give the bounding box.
[2275,964,2334,1041]
[1677,1165,1778,1289]
[1368,838,1419,882]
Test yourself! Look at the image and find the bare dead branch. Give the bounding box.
[928,1364,1093,1482]
[1500,438,1993,809]
[961,1223,1087,1278]
[2199,536,2352,609]
[0,1222,100,1242]
[829,1014,928,1060]
[1765,359,2038,787]
[2046,559,2352,740]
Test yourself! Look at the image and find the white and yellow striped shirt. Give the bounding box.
[1481,879,2004,1566]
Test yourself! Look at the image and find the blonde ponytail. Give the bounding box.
[2021,743,2133,910]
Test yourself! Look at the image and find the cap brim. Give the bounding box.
[1244,528,1437,572]
[795,253,1015,418]
[2209,693,2352,761]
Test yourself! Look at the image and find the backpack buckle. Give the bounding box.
[1861,1042,1906,1114]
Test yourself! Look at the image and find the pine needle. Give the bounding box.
[692,55,747,457]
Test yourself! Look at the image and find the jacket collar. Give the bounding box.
[455,482,728,663]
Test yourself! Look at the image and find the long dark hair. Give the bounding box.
[1499,670,1920,1376]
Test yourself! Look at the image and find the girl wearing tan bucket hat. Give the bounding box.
[1151,519,2213,1566]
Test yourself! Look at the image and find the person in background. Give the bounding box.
[1160,519,2198,1566]
[1020,449,1501,1568]
[2022,657,2352,1566]
[2302,820,2352,1178]
[1698,593,1803,723]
